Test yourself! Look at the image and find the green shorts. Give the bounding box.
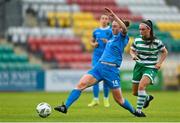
[132,63,158,84]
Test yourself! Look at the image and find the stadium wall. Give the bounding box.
[0,69,163,91]
[45,70,163,92]
[45,70,87,92]
[0,69,44,91]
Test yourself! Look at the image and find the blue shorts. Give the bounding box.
[88,62,121,89]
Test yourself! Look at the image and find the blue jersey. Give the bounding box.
[92,26,112,66]
[100,32,129,67]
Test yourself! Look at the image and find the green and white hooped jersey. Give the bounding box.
[131,36,165,68]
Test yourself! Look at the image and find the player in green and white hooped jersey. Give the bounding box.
[130,20,168,117]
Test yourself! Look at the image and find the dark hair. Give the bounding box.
[141,20,156,45]
[123,20,130,28]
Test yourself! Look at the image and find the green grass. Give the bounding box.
[0,91,180,122]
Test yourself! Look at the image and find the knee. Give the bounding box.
[76,82,87,91]
[138,84,145,91]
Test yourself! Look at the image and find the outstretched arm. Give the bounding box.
[105,7,127,35]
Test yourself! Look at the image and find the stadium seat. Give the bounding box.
[116,0,166,6]
[28,36,89,66]
[157,22,180,31]
[170,32,180,40]
[0,45,14,54]
[0,43,42,71]
[58,62,91,69]
[0,54,28,63]
[18,0,180,70]
[54,53,91,62]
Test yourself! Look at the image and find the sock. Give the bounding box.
[65,89,81,109]
[93,98,99,101]
[103,82,109,98]
[93,83,99,98]
[121,99,135,114]
[136,90,147,112]
[146,95,150,101]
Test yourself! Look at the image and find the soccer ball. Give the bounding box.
[36,102,52,118]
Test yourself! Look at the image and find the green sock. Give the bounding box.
[136,90,147,112]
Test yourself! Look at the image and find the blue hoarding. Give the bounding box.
[0,70,44,91]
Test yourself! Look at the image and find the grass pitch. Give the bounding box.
[0,91,180,122]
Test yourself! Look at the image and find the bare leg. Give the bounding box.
[76,74,97,90]
[138,76,150,91]
[132,83,139,96]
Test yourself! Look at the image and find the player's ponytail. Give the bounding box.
[123,20,130,28]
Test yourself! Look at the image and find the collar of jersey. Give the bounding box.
[99,26,110,30]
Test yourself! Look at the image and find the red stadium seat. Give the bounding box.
[58,62,91,69]
[28,37,84,64]
[54,53,91,63]
[40,45,82,54]
[68,0,143,23]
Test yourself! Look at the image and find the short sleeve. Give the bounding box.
[157,39,165,51]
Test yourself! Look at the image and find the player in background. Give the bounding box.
[54,7,144,117]
[130,20,168,117]
[88,14,113,107]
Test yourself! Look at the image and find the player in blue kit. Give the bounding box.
[54,8,144,117]
[88,14,112,107]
